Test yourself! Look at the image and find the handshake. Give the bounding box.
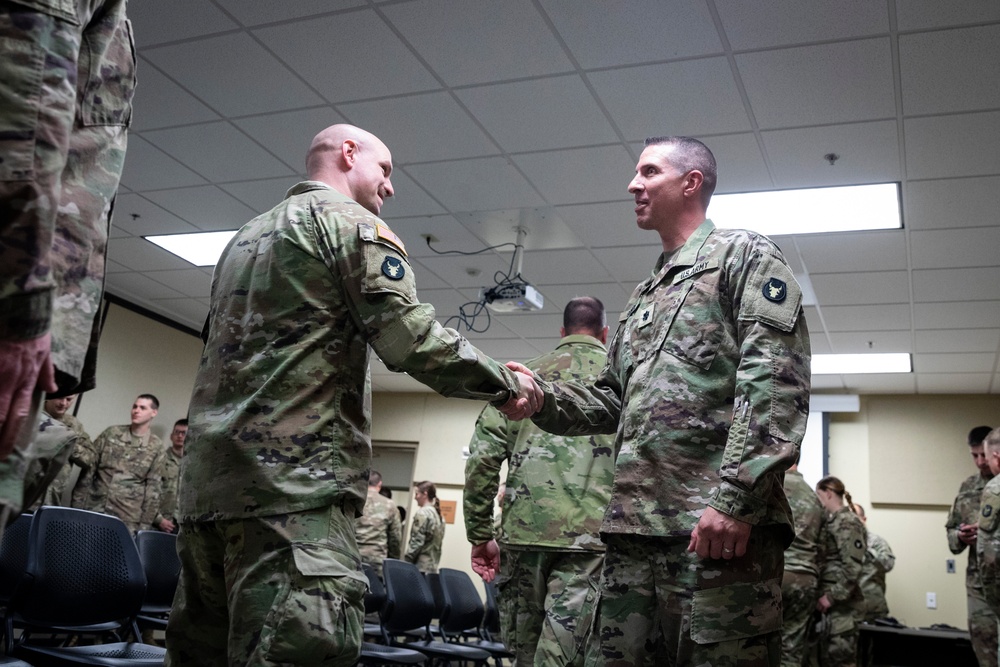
[498,361,544,421]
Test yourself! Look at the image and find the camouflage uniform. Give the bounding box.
[465,334,615,666]
[858,531,894,621]
[355,485,402,578]
[21,411,77,510]
[781,469,826,667]
[40,412,94,506]
[531,220,811,667]
[70,424,165,534]
[154,448,182,531]
[947,472,999,667]
[818,506,866,667]
[405,505,444,574]
[0,0,135,529]
[976,476,1000,641]
[166,181,522,667]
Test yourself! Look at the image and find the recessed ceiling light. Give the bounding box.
[708,183,901,236]
[812,353,911,375]
[145,231,238,267]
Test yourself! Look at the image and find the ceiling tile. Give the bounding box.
[716,0,889,50]
[146,297,210,330]
[472,339,548,362]
[738,39,895,129]
[810,271,910,306]
[232,108,346,170]
[556,201,655,248]
[826,331,912,353]
[541,0,721,68]
[913,301,1000,330]
[107,237,196,272]
[513,145,636,205]
[141,185,258,231]
[379,171,447,218]
[118,136,208,192]
[339,92,498,164]
[796,230,907,274]
[915,329,1000,353]
[701,133,773,193]
[895,0,1000,31]
[456,208,584,252]
[219,177,302,215]
[387,215,485,258]
[899,25,1000,116]
[591,246,662,285]
[516,249,611,285]
[914,353,997,374]
[905,112,1000,180]
[490,312,565,339]
[456,75,618,153]
[917,373,994,394]
[912,267,1000,302]
[254,10,439,102]
[213,0,364,26]
[808,334,832,354]
[911,228,1000,270]
[535,282,630,313]
[128,0,238,47]
[105,271,185,301]
[762,121,900,188]
[130,63,221,131]
[105,260,130,274]
[411,254,523,290]
[406,157,545,212]
[820,304,911,332]
[590,58,751,140]
[113,193,198,237]
[382,0,572,86]
[416,288,485,322]
[145,269,213,298]
[839,373,917,393]
[142,122,296,182]
[905,176,1000,230]
[144,33,325,116]
[405,260,447,290]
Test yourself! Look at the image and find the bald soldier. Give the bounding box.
[165,124,541,667]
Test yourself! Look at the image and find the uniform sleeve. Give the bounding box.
[71,428,109,511]
[870,534,895,572]
[530,349,623,438]
[821,513,867,603]
[710,242,810,525]
[140,449,165,529]
[945,487,969,554]
[387,502,402,560]
[405,511,429,563]
[464,405,519,545]
[67,430,97,473]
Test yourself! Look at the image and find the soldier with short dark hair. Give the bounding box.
[154,419,187,534]
[355,470,401,578]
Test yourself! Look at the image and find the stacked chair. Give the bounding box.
[358,564,425,665]
[133,531,180,637]
[436,569,513,667]
[0,506,166,666]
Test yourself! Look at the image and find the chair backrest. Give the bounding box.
[11,507,147,627]
[362,563,386,615]
[134,530,180,613]
[426,572,445,621]
[0,514,32,603]
[438,568,485,636]
[381,559,434,635]
[482,581,501,638]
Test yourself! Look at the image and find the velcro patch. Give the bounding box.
[981,487,1000,532]
[739,254,801,332]
[376,224,407,256]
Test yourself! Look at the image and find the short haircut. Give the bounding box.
[137,394,159,410]
[969,426,993,446]
[644,136,718,207]
[174,419,188,428]
[369,470,383,487]
[563,296,606,336]
[985,428,1000,455]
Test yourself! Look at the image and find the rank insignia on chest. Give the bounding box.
[637,304,654,328]
[762,277,787,303]
[985,505,994,518]
[382,256,405,280]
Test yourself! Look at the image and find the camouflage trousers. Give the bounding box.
[968,583,999,667]
[166,504,369,667]
[818,609,857,667]
[495,547,603,667]
[781,570,819,667]
[584,529,784,667]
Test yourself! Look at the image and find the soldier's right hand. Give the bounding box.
[498,369,543,421]
[0,334,57,459]
[471,540,501,582]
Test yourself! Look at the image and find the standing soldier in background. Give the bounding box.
[154,419,187,534]
[852,503,895,621]
[465,296,615,667]
[37,394,94,506]
[780,461,826,667]
[26,393,94,509]
[947,425,998,667]
[355,470,402,578]
[976,428,1000,654]
[405,480,445,574]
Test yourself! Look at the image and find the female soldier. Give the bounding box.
[405,480,445,573]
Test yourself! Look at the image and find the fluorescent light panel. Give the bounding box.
[812,353,911,375]
[708,183,901,236]
[145,231,238,267]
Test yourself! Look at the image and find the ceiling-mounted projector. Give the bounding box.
[480,282,544,312]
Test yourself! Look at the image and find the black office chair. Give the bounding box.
[134,530,180,634]
[381,559,491,665]
[438,569,512,666]
[4,507,165,666]
[358,564,426,665]
[0,514,32,608]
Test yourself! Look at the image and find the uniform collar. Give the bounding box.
[646,219,715,288]
[285,180,352,203]
[555,334,606,351]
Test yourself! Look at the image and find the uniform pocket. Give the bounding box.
[79,14,136,127]
[0,35,46,181]
[660,280,724,370]
[690,577,782,645]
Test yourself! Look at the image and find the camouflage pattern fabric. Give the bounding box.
[781,469,826,667]
[405,504,444,574]
[166,503,367,667]
[37,412,93,507]
[155,448,182,528]
[947,472,999,666]
[530,221,810,664]
[21,411,77,511]
[858,530,894,620]
[818,506,866,667]
[355,485,401,578]
[0,0,134,394]
[465,335,614,550]
[585,529,784,667]
[977,476,1000,614]
[496,548,602,667]
[71,424,164,533]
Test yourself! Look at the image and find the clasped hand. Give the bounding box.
[497,362,543,421]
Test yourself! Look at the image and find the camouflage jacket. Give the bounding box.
[819,506,866,607]
[947,472,991,588]
[977,475,1000,612]
[356,486,402,564]
[859,530,894,618]
[465,335,614,550]
[783,469,826,578]
[406,504,444,573]
[180,182,520,522]
[155,448,182,525]
[29,411,94,509]
[531,220,810,540]
[72,425,165,532]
